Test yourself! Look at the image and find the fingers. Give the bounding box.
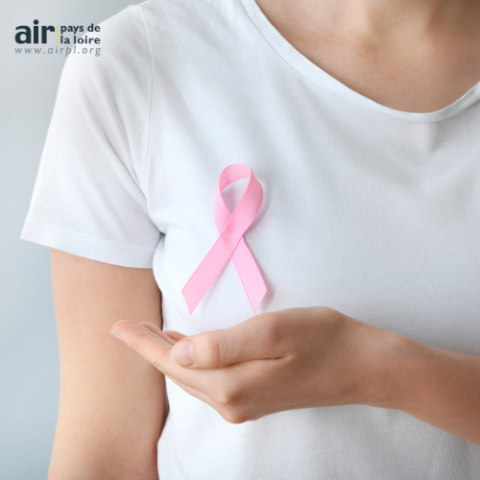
[174,313,285,369]
[137,322,187,344]
[110,320,218,391]
[110,320,282,424]
[163,330,188,342]
[166,361,281,424]
[139,322,176,346]
[111,320,175,373]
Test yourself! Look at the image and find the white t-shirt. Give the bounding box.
[21,0,480,478]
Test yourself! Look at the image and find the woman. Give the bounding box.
[21,0,480,478]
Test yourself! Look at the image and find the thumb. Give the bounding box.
[171,314,279,368]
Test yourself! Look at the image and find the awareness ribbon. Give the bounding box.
[181,164,267,315]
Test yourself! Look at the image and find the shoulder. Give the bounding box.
[60,6,149,87]
[61,0,226,90]
[138,0,236,47]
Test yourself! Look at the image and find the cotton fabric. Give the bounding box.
[21,0,480,478]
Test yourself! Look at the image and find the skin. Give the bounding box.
[49,249,165,480]
[256,0,480,113]
[109,0,480,447]
[111,308,480,445]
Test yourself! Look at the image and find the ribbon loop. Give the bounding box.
[181,164,267,314]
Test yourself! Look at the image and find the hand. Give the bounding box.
[110,307,393,423]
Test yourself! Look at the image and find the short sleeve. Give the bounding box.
[20,4,160,268]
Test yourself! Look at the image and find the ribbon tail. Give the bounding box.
[231,237,267,313]
[181,234,241,314]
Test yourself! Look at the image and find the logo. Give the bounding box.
[15,20,102,57]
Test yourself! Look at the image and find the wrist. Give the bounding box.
[352,320,422,410]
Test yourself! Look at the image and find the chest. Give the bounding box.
[146,22,480,354]
[147,100,480,356]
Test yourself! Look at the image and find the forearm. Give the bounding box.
[369,330,480,445]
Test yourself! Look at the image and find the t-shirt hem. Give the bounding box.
[20,218,156,269]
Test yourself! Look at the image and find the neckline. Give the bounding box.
[238,0,480,123]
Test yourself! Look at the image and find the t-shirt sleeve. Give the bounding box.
[20,5,160,268]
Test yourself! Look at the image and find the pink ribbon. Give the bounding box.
[181,164,267,314]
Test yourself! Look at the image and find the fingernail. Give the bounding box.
[110,330,124,342]
[173,341,194,366]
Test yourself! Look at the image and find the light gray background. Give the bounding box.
[1,1,138,478]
